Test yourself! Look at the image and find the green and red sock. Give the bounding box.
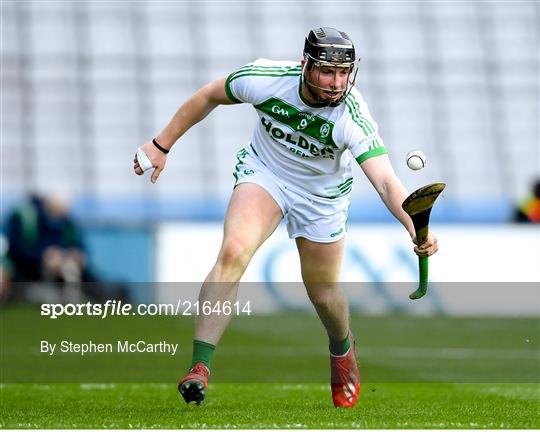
[190,339,215,369]
[329,334,351,356]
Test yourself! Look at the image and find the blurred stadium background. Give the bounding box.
[1,1,539,308]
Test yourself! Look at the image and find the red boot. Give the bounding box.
[178,363,210,405]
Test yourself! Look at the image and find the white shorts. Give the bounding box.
[233,146,350,243]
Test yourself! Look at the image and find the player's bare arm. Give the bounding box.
[359,154,438,257]
[133,77,238,183]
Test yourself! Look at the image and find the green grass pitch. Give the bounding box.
[1,306,539,428]
[2,383,539,429]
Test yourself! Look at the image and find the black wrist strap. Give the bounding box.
[153,138,170,154]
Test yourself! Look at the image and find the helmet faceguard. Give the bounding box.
[302,27,359,107]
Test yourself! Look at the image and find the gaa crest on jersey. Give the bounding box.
[320,123,330,138]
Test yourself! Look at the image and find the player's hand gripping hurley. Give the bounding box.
[402,183,446,300]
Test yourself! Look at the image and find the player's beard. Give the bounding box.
[302,69,348,107]
[303,80,345,107]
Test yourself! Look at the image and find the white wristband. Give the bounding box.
[136,148,153,172]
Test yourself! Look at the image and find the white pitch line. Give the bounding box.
[220,345,539,360]
[359,346,540,360]
[79,384,117,390]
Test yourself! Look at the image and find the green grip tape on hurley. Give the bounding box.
[409,256,429,300]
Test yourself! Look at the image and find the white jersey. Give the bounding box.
[225,58,387,199]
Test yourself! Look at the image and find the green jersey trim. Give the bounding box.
[225,67,302,103]
[235,64,302,74]
[345,94,376,137]
[355,145,387,165]
[230,71,302,82]
[228,65,302,84]
[224,76,242,103]
[255,97,337,148]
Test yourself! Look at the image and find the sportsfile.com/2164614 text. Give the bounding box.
[40,300,252,319]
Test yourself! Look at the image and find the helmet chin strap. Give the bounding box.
[303,78,331,107]
[305,82,341,107]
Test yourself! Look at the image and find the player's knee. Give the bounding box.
[307,285,338,309]
[216,241,253,274]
